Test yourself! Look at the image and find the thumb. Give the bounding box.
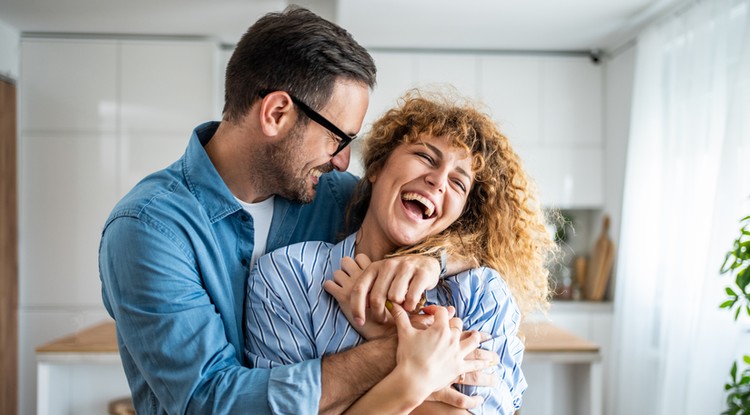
[386,300,411,333]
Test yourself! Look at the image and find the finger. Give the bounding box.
[461,356,495,375]
[331,269,349,286]
[349,266,378,326]
[369,268,396,323]
[408,313,435,330]
[458,330,484,356]
[455,370,498,388]
[353,253,372,270]
[465,347,498,364]
[449,316,464,333]
[461,329,491,342]
[427,387,483,409]
[422,304,451,329]
[340,256,363,276]
[386,301,412,334]
[323,279,345,303]
[387,266,412,308]
[402,269,436,311]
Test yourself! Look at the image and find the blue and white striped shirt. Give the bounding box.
[244,233,526,414]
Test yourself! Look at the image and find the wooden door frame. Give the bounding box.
[0,74,18,415]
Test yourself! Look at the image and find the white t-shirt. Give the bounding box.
[235,195,275,271]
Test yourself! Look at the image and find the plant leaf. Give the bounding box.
[736,305,742,320]
[729,287,739,296]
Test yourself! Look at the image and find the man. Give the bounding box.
[100,7,483,414]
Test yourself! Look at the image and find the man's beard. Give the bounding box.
[264,123,334,204]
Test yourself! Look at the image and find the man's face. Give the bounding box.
[270,81,369,204]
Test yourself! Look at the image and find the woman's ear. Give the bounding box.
[258,91,295,137]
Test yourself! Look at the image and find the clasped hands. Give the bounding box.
[323,253,499,410]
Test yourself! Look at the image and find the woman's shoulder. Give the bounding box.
[447,266,510,293]
[442,266,519,319]
[257,240,336,272]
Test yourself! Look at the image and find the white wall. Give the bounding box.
[0,19,20,80]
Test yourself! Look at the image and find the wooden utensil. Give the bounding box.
[586,215,615,301]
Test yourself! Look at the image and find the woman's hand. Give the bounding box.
[325,254,397,339]
[337,253,442,326]
[388,303,494,402]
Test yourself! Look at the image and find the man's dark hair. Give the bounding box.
[223,6,377,123]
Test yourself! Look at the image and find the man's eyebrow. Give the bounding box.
[423,142,472,181]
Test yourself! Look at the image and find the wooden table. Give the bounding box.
[36,320,601,415]
[36,322,127,415]
[521,321,602,415]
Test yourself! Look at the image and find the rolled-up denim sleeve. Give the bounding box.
[100,215,321,414]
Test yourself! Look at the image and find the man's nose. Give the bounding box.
[331,145,351,172]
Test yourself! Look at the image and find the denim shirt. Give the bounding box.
[99,121,358,414]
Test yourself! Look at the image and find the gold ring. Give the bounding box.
[457,373,465,384]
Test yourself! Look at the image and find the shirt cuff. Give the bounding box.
[267,358,322,415]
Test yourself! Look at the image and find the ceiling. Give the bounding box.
[0,0,687,53]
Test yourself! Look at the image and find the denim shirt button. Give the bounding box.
[240,215,249,222]
[241,259,248,267]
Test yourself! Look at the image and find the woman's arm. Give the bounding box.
[343,303,492,415]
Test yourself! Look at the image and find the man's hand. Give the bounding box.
[333,253,441,326]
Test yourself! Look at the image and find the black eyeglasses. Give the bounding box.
[259,90,356,157]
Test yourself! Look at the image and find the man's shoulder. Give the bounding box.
[104,163,196,230]
[315,170,359,207]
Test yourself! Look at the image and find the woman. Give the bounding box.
[244,89,555,414]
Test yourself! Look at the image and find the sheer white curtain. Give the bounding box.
[610,0,750,414]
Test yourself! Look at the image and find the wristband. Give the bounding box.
[437,248,448,278]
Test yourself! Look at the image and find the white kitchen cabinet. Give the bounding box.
[541,57,603,145]
[120,41,216,133]
[20,132,119,307]
[479,55,542,146]
[515,144,604,208]
[367,51,416,128]
[414,52,479,99]
[21,40,118,132]
[365,50,605,208]
[118,132,186,196]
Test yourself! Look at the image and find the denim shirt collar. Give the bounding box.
[182,121,242,223]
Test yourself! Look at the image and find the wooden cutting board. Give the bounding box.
[585,215,615,301]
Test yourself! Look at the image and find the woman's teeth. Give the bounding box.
[401,192,435,218]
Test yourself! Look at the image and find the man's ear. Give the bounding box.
[258,91,295,137]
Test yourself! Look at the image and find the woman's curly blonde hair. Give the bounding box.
[347,88,557,314]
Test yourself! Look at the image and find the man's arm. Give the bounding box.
[102,217,321,414]
[319,336,397,414]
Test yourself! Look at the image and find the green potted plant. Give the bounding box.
[720,213,750,414]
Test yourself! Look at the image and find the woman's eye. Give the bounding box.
[452,179,466,192]
[416,152,435,164]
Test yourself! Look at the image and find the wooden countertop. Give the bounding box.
[36,321,118,353]
[36,320,599,355]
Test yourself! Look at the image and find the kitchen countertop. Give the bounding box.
[36,320,600,355]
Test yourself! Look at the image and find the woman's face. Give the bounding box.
[364,134,475,252]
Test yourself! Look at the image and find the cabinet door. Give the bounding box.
[479,55,541,146]
[21,40,118,132]
[365,51,416,129]
[120,41,216,133]
[516,144,604,208]
[414,53,478,99]
[541,57,603,145]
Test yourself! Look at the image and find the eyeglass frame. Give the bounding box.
[259,90,356,157]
